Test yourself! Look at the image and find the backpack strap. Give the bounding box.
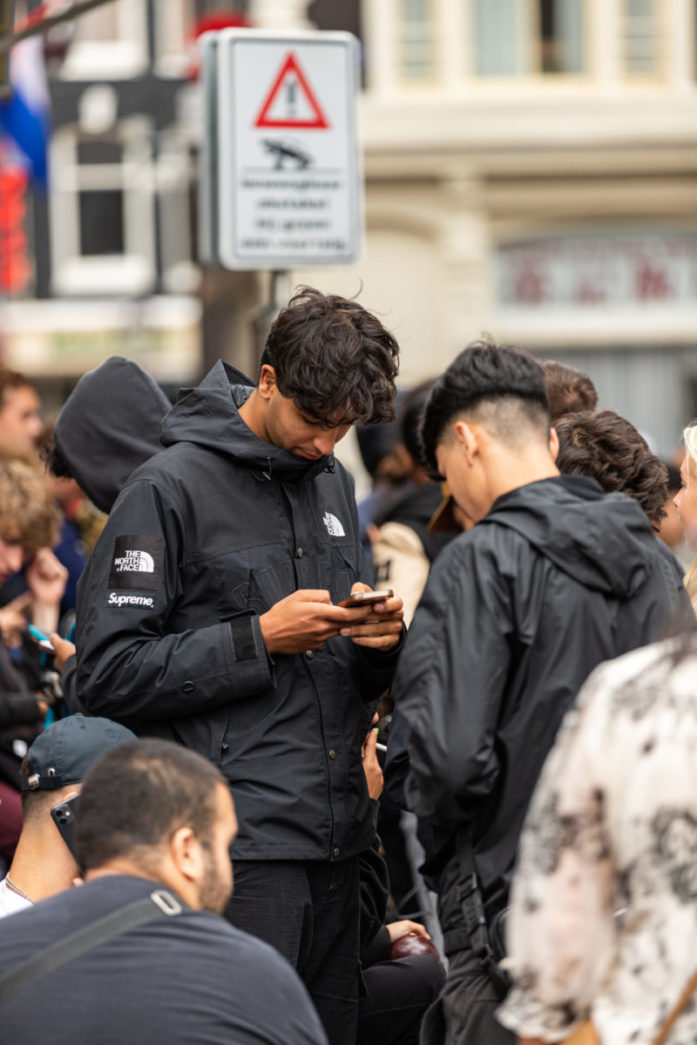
[0,888,187,1004]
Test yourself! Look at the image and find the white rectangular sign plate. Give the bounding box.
[217,29,362,269]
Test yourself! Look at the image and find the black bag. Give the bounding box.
[457,832,510,998]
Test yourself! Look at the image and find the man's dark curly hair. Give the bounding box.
[555,409,668,530]
[261,286,399,426]
[420,339,550,476]
[540,359,598,422]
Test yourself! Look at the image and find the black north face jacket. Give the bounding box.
[386,476,692,936]
[74,361,399,862]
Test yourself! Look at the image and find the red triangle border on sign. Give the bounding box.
[254,51,330,130]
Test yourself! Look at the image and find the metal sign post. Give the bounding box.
[198,31,220,266]
[0,0,14,98]
[214,28,363,271]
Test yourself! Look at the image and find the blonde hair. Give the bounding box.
[0,444,59,551]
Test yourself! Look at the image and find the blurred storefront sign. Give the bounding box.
[0,295,201,379]
[0,159,31,293]
[498,231,697,311]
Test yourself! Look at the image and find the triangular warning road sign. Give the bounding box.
[254,51,330,130]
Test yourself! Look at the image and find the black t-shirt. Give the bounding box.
[0,875,327,1044]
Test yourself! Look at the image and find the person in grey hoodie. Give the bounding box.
[70,288,405,1045]
[385,340,692,1045]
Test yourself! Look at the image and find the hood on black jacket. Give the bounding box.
[55,356,171,513]
[160,360,332,483]
[483,475,654,598]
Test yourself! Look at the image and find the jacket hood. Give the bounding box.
[55,356,171,513]
[160,360,332,482]
[483,475,654,598]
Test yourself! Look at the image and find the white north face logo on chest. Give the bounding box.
[323,512,346,537]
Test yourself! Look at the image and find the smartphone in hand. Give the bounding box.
[338,589,393,609]
[27,624,55,654]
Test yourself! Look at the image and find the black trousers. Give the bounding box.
[359,954,445,1045]
[225,858,360,1045]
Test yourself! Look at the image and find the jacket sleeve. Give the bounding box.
[74,479,273,723]
[387,535,513,828]
[0,690,42,728]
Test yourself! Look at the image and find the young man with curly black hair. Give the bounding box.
[72,287,404,1045]
[386,340,691,1045]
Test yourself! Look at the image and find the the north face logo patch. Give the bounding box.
[108,534,162,590]
[113,550,155,573]
[323,512,346,537]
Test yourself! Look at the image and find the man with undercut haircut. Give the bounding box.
[73,286,405,1045]
[385,341,688,1045]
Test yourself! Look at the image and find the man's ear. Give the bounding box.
[453,419,478,465]
[169,826,204,884]
[257,364,278,401]
[549,426,559,462]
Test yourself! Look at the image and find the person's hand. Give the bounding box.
[25,549,68,608]
[50,633,76,672]
[338,583,404,650]
[362,723,383,800]
[386,920,430,945]
[259,589,374,655]
[0,592,31,648]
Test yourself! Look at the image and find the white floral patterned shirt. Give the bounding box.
[498,636,697,1045]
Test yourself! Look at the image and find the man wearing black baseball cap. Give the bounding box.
[0,714,135,917]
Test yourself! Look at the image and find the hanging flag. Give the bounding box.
[0,34,50,188]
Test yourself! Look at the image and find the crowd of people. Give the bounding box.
[0,288,696,1045]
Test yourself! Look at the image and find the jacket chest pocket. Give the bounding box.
[318,542,359,604]
[247,553,295,614]
[206,547,297,618]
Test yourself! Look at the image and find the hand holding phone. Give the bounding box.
[27,624,56,654]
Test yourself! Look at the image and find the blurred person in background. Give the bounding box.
[673,421,697,610]
[355,398,406,566]
[0,446,67,869]
[38,424,90,625]
[0,714,135,916]
[371,380,455,627]
[358,721,445,1045]
[539,360,598,422]
[0,369,43,453]
[554,410,691,617]
[370,382,458,927]
[499,632,697,1045]
[658,461,690,567]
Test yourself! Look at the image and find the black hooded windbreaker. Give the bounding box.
[386,475,692,933]
[73,361,399,862]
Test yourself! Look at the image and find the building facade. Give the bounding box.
[297,0,697,456]
[2,0,696,454]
